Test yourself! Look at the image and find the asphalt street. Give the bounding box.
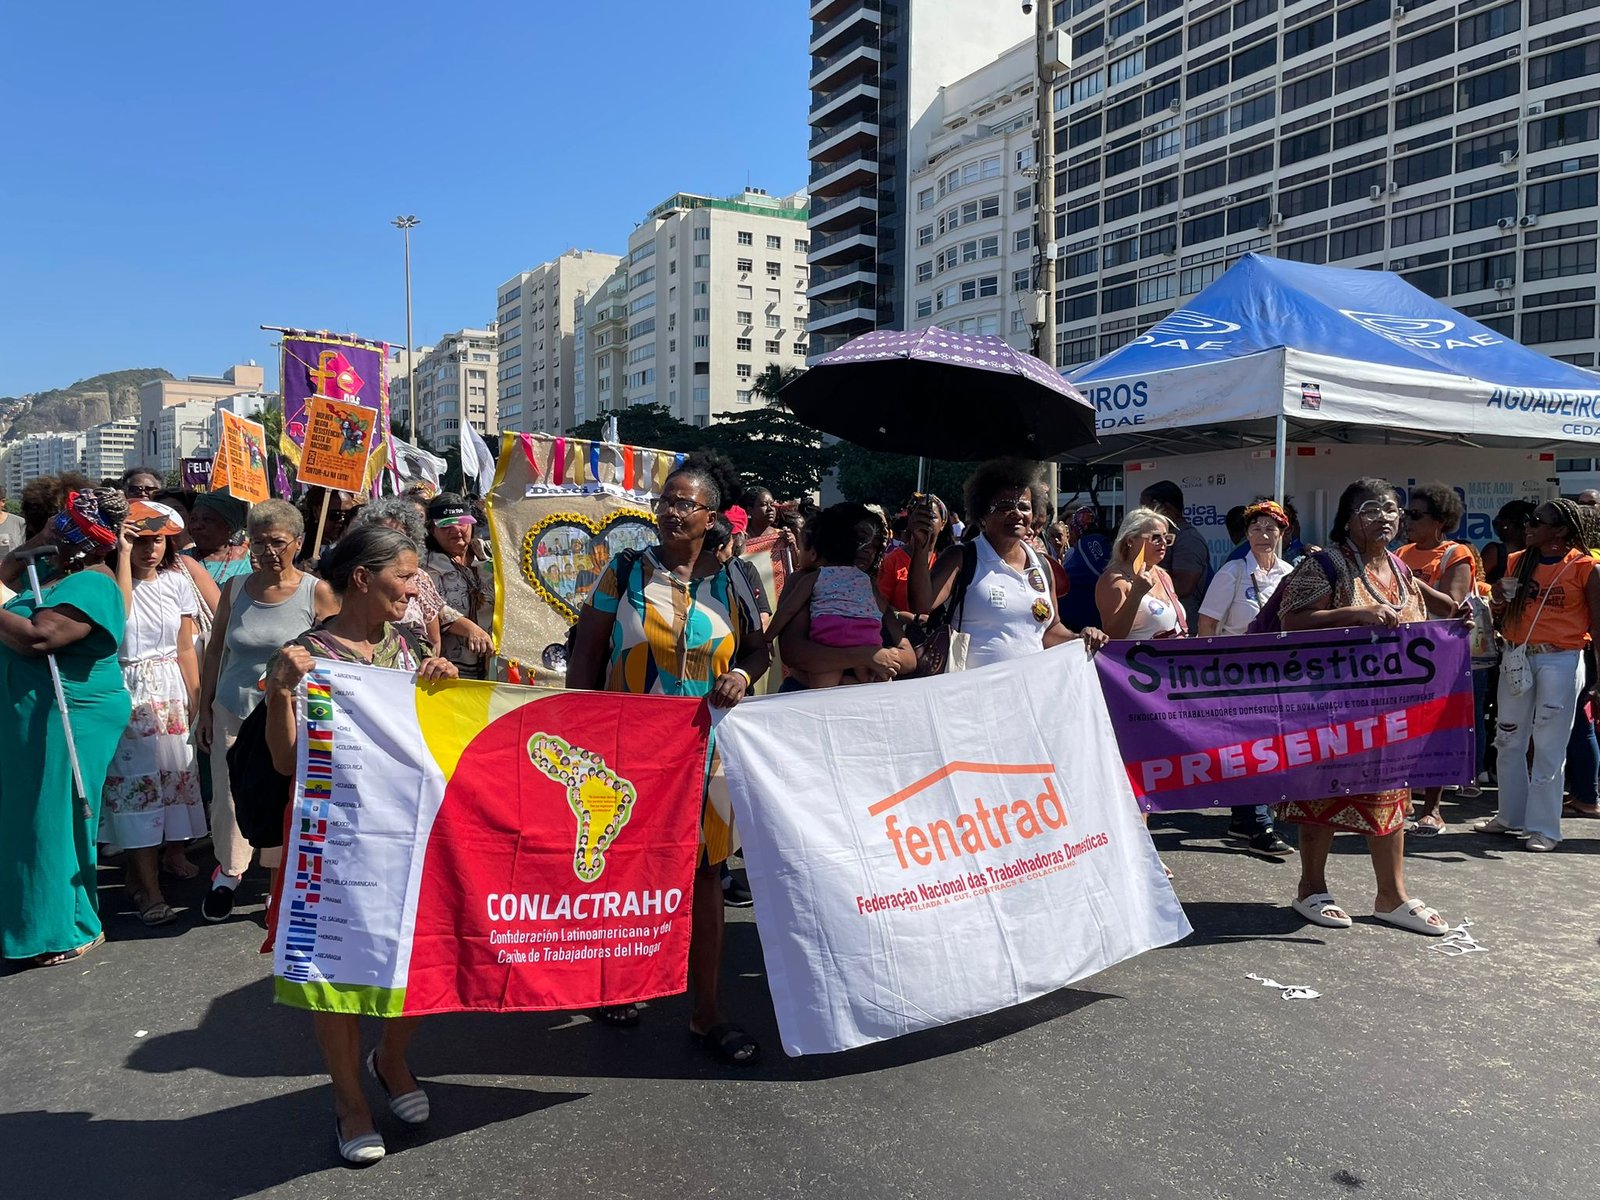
[2,792,1595,1200]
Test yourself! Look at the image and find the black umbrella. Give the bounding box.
[780,328,1098,461]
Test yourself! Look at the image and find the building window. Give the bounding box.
[694,281,708,295]
[766,314,781,328]
[736,337,752,351]
[795,239,809,252]
[1328,222,1383,259]
[738,231,752,245]
[1013,268,1031,293]
[693,227,710,241]
[766,235,782,249]
[1014,229,1032,252]
[919,224,934,245]
[917,260,933,282]
[1525,241,1599,281]
[1529,41,1600,89]
[737,257,753,272]
[693,254,710,268]
[693,334,708,349]
[1527,174,1600,218]
[793,343,808,355]
[917,297,934,318]
[1523,306,1596,343]
[766,261,782,277]
[736,310,752,325]
[737,364,752,379]
[765,339,781,353]
[692,307,710,322]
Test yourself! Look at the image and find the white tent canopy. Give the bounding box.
[1066,254,1600,496]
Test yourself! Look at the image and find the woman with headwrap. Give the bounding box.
[184,492,253,587]
[0,488,134,965]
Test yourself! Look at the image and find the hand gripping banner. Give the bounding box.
[272,662,710,1016]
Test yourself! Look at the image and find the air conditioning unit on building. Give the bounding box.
[1169,98,1182,112]
[1369,185,1384,200]
[1178,208,1192,218]
[1387,181,1400,194]
[1500,149,1519,165]
[1505,46,1520,58]
[1495,277,1514,291]
[1395,81,1413,95]
[1271,212,1284,225]
[1392,4,1406,17]
[1529,101,1546,115]
[1496,217,1517,229]
[1519,214,1539,226]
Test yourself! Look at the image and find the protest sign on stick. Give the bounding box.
[216,410,270,503]
[297,397,376,492]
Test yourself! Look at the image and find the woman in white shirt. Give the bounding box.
[1197,500,1296,637]
[1195,499,1296,855]
[1096,507,1186,640]
[907,458,1105,669]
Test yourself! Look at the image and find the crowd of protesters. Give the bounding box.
[2,452,1595,1166]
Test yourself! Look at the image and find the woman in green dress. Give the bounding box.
[0,488,133,966]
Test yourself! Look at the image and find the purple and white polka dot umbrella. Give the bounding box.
[780,328,1097,460]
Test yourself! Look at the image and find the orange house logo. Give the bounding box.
[869,761,1069,870]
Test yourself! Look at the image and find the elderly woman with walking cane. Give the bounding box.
[0,488,134,966]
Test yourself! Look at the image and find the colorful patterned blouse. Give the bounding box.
[590,548,757,697]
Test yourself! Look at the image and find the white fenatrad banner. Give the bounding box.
[716,645,1191,1056]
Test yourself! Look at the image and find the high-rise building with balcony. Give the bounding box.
[496,250,622,434]
[1045,0,1600,370]
[805,0,1031,358]
[576,265,630,425]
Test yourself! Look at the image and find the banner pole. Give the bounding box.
[1273,414,1287,504]
[311,491,332,563]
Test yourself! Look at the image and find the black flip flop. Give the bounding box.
[692,1022,760,1066]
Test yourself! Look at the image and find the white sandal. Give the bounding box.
[367,1048,430,1124]
[1292,892,1352,929]
[1374,898,1449,937]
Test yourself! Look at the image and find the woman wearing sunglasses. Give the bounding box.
[1275,477,1458,935]
[1096,507,1186,641]
[908,457,1105,670]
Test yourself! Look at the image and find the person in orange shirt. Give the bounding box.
[1396,483,1475,834]
[877,493,952,617]
[1476,498,1600,851]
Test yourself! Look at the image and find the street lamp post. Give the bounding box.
[392,215,420,440]
[1027,2,1068,511]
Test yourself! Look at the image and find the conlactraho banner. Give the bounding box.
[272,662,709,1016]
[1094,623,1473,812]
[716,644,1190,1056]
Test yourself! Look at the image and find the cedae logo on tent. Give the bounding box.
[1338,311,1502,350]
[1129,309,1242,351]
[528,734,637,882]
[866,760,1074,870]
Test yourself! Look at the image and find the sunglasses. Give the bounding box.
[1403,508,1434,521]
[1355,502,1402,518]
[125,484,160,497]
[1140,532,1176,546]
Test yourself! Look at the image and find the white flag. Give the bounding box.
[461,422,498,499]
[716,644,1190,1056]
[390,436,447,497]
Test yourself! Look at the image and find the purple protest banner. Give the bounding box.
[1094,622,1474,812]
[180,457,213,491]
[279,333,388,466]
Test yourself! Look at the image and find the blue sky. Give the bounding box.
[0,1,811,396]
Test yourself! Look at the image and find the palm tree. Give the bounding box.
[751,364,803,406]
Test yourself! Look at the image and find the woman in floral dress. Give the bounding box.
[100,501,208,925]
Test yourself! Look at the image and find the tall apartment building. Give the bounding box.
[1046,0,1600,369]
[806,0,1032,357]
[1,432,85,495]
[621,189,812,427]
[137,362,264,467]
[414,328,498,448]
[905,39,1041,348]
[496,250,622,434]
[575,265,629,426]
[83,419,138,480]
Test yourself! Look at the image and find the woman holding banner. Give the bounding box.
[908,458,1101,668]
[1276,477,1453,936]
[566,456,770,1066]
[262,525,458,1164]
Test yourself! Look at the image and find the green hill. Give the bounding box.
[0,367,173,441]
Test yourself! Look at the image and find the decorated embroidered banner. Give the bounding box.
[1094,622,1474,812]
[715,644,1190,1056]
[272,661,710,1016]
[214,410,270,503]
[279,333,392,487]
[297,396,376,492]
[486,432,688,684]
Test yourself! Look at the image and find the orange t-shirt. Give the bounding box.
[1396,541,1472,588]
[877,545,930,613]
[1503,548,1596,649]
